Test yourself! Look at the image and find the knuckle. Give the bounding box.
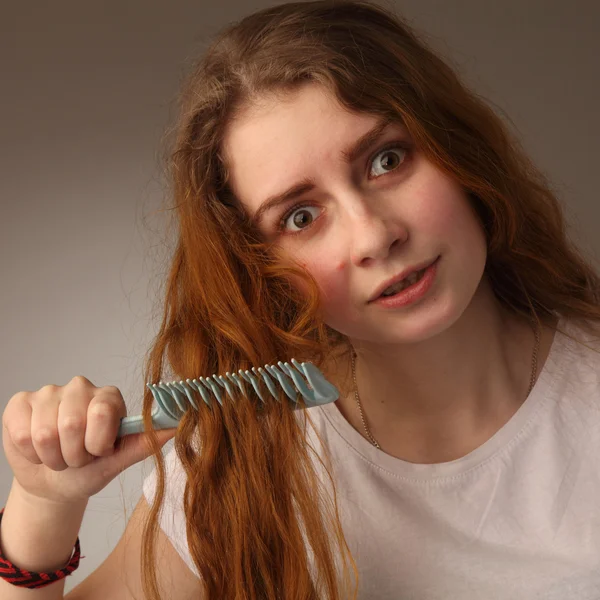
[59,415,86,433]
[70,375,93,387]
[32,427,58,445]
[7,390,29,407]
[4,393,28,424]
[102,385,121,396]
[11,429,32,447]
[97,387,125,411]
[38,384,58,395]
[88,402,117,433]
[89,403,114,419]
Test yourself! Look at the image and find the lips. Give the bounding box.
[369,255,440,302]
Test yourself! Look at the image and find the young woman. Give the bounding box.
[2,1,599,599]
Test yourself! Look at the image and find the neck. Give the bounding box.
[334,281,557,463]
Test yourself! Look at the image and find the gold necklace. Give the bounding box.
[351,321,541,450]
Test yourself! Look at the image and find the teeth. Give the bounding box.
[381,269,425,297]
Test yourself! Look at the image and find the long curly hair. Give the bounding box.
[138,1,600,598]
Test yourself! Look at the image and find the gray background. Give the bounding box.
[1,0,599,591]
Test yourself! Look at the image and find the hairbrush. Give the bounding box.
[117,358,338,437]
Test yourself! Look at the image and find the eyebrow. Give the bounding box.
[251,117,394,225]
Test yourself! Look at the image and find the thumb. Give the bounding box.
[121,427,178,463]
[93,428,177,478]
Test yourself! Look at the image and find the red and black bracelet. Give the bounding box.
[0,507,84,589]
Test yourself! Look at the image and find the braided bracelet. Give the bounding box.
[0,508,84,589]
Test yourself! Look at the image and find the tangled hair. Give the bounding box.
[138,1,600,598]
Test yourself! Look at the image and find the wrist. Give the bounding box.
[10,478,89,514]
[0,506,83,589]
[1,480,87,578]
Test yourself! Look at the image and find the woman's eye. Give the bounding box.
[369,145,409,178]
[277,205,319,234]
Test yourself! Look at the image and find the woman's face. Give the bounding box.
[222,83,488,344]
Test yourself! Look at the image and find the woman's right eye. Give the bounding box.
[277,204,320,235]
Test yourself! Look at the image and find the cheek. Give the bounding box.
[413,188,458,237]
[298,259,351,309]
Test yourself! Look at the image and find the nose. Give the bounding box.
[346,195,407,265]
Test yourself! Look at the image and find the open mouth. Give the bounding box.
[371,255,441,307]
[380,267,428,297]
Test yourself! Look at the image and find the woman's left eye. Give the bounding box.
[368,143,410,178]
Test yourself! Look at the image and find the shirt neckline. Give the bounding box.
[318,315,569,482]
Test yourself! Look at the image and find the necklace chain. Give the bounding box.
[351,321,541,450]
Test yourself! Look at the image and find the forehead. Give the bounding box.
[221,85,382,211]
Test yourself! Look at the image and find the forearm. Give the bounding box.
[0,479,88,600]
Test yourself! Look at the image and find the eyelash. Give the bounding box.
[276,141,412,235]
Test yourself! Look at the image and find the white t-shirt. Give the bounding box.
[143,316,600,599]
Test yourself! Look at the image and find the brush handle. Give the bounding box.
[117,408,180,438]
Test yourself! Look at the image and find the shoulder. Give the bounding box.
[554,316,600,371]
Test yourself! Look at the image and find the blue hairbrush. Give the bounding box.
[117,358,338,437]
